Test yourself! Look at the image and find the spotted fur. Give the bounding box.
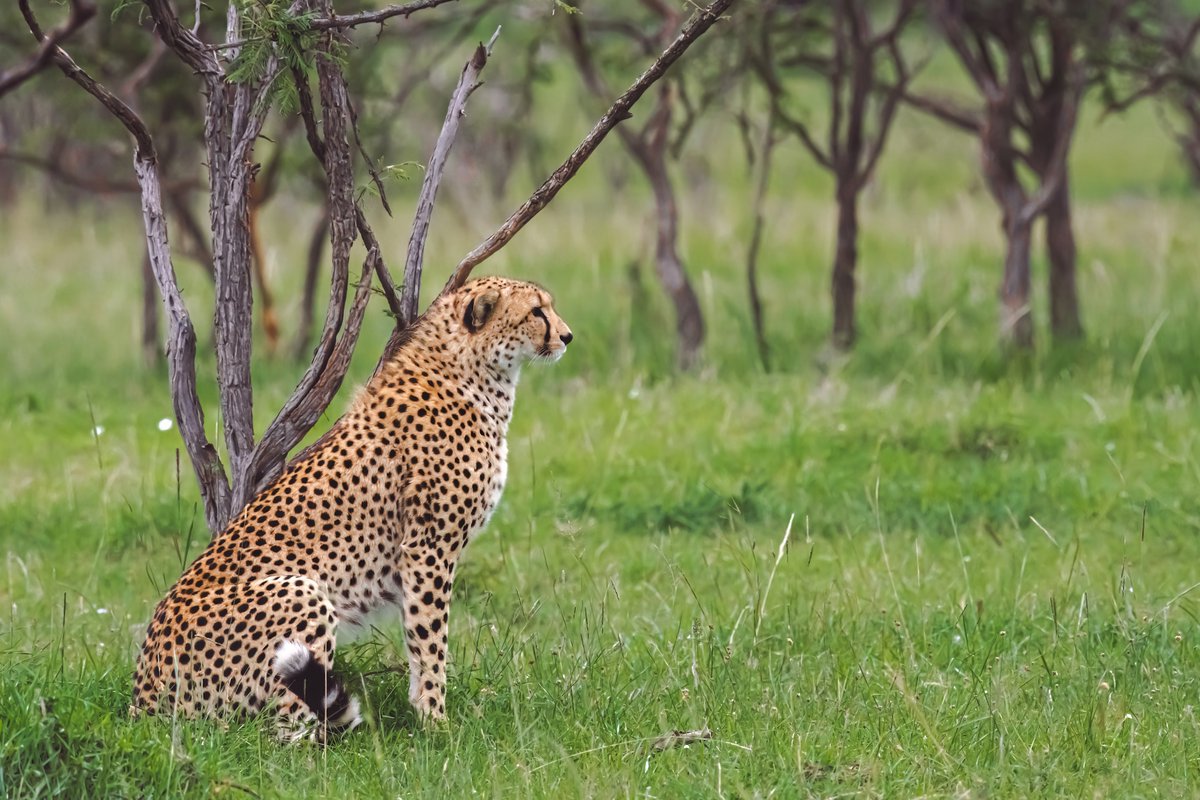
[130,277,573,740]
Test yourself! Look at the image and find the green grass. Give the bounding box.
[4,56,1200,797]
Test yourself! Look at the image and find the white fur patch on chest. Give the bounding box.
[481,438,508,529]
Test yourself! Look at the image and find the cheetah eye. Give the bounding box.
[531,307,547,321]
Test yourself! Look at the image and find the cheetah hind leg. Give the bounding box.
[273,640,362,743]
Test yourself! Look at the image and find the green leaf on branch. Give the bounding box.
[358,162,422,201]
[227,0,322,103]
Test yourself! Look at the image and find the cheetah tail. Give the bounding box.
[273,640,362,732]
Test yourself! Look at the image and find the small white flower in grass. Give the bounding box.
[158,418,174,432]
[92,425,105,436]
[96,608,109,615]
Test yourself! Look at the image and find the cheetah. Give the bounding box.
[130,277,573,740]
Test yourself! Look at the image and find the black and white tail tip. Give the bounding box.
[273,640,362,732]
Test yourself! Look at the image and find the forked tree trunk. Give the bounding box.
[645,157,704,369]
[1044,175,1082,340]
[831,183,859,350]
[980,102,1036,350]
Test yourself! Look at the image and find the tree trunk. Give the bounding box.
[1044,174,1082,340]
[746,112,775,372]
[140,247,161,366]
[831,183,859,350]
[1000,216,1034,348]
[646,158,704,369]
[1178,97,1200,188]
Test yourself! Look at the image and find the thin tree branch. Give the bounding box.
[745,35,833,169]
[143,0,223,76]
[119,36,168,102]
[0,149,202,194]
[895,86,980,131]
[1018,65,1084,226]
[310,0,458,31]
[856,36,911,190]
[442,0,734,294]
[0,0,95,97]
[563,13,648,160]
[400,28,499,326]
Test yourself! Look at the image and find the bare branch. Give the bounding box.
[143,0,223,76]
[856,36,911,189]
[0,0,95,97]
[0,149,202,194]
[400,30,499,325]
[441,0,733,294]
[744,30,833,169]
[1018,65,1084,226]
[119,36,168,102]
[308,0,459,31]
[246,22,387,496]
[775,109,834,170]
[563,13,646,159]
[20,0,230,531]
[895,86,980,131]
[358,208,403,319]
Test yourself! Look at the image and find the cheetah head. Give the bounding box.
[453,277,573,370]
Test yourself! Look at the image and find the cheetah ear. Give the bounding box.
[464,290,500,332]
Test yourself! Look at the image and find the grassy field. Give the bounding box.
[4,51,1200,797]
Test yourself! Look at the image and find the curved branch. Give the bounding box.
[442,0,735,293]
[0,0,95,97]
[308,0,459,31]
[142,0,223,76]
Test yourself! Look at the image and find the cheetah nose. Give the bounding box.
[560,331,573,346]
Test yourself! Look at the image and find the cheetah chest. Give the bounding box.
[481,437,508,530]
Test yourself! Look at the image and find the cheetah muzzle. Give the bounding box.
[130,277,573,741]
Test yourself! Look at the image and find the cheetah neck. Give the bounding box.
[371,321,522,430]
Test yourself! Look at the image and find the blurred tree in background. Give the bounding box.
[6,0,1200,525]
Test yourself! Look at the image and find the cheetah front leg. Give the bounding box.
[398,548,454,722]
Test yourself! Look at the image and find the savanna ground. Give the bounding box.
[3,56,1200,798]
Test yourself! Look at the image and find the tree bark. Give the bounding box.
[1000,215,1034,348]
[979,99,1036,350]
[1044,174,1082,340]
[140,247,161,366]
[831,182,859,350]
[645,156,704,369]
[1178,96,1200,187]
[746,111,775,371]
